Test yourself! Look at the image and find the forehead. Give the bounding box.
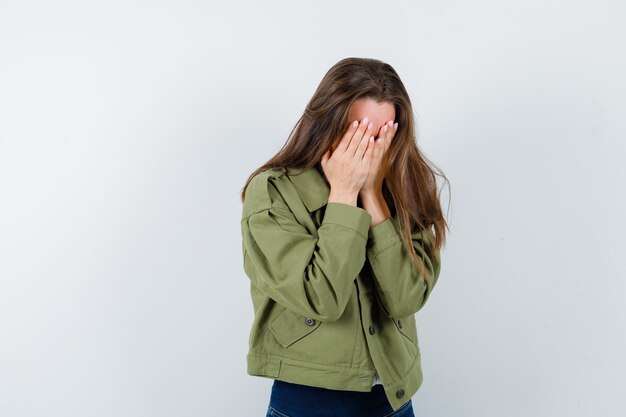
[348,97,396,132]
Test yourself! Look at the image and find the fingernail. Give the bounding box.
[368,122,373,130]
[352,120,358,128]
[363,117,369,125]
[394,123,398,130]
[383,125,388,132]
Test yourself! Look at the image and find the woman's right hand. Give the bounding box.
[321,117,375,206]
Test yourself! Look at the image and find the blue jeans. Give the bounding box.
[265,379,415,417]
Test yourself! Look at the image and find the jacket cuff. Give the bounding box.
[323,202,372,241]
[367,217,402,254]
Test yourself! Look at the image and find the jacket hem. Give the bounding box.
[247,350,424,412]
[247,352,375,392]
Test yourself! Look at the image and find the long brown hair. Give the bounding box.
[240,57,450,275]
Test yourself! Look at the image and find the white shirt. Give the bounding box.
[372,370,381,386]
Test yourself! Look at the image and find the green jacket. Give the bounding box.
[240,165,442,412]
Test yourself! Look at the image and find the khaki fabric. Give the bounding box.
[240,165,441,411]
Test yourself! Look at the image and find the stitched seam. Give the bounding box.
[368,239,402,257]
[241,208,267,221]
[268,405,292,417]
[350,292,361,368]
[248,351,376,373]
[322,221,368,241]
[241,205,293,222]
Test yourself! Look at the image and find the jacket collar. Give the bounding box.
[285,165,330,212]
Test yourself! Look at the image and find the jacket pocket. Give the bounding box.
[393,314,418,346]
[269,307,322,348]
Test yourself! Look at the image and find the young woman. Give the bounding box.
[240,57,448,417]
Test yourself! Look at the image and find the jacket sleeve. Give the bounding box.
[241,182,372,322]
[366,216,441,318]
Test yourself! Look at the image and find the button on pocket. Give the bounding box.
[269,308,322,348]
[394,314,418,346]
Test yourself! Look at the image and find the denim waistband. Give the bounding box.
[269,379,395,416]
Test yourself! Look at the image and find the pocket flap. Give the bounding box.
[269,308,322,348]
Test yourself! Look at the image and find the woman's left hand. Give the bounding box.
[359,120,398,195]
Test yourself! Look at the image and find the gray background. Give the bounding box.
[1,1,624,416]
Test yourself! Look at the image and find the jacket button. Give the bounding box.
[369,325,376,335]
[305,317,316,326]
[397,320,403,329]
[396,388,405,398]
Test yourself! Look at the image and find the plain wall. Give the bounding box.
[1,1,624,416]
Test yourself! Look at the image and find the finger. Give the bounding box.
[376,123,388,154]
[387,121,398,152]
[372,136,384,161]
[335,119,359,154]
[382,121,392,150]
[365,141,380,175]
[340,117,369,155]
[354,131,374,162]
[347,118,373,157]
[382,120,396,153]
[372,124,383,141]
[388,120,398,137]
[362,135,375,166]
